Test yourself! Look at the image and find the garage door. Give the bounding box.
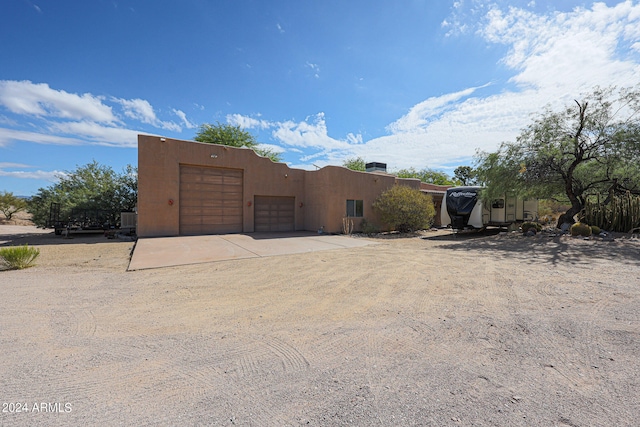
[179,165,243,235]
[254,196,295,232]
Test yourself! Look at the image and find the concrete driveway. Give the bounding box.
[128,232,376,270]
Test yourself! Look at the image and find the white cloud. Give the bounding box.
[0,123,141,149]
[481,2,640,93]
[0,80,189,148]
[226,113,271,130]
[0,127,88,147]
[271,113,354,151]
[346,133,362,144]
[0,162,31,168]
[0,80,116,123]
[306,62,320,78]
[388,84,491,134]
[49,121,140,147]
[114,98,181,131]
[173,109,197,129]
[0,166,65,182]
[227,112,362,154]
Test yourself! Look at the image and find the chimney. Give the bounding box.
[365,162,387,173]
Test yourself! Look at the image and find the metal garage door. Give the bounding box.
[179,165,243,235]
[254,196,295,232]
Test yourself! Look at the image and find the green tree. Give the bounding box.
[27,161,138,228]
[373,185,435,233]
[194,122,282,162]
[453,166,478,186]
[0,191,27,220]
[475,86,640,227]
[342,157,366,171]
[395,167,455,185]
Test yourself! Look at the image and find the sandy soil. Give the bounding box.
[1,224,639,426]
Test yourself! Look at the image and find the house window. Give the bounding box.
[346,200,364,217]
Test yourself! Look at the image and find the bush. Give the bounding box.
[570,222,592,237]
[590,225,601,235]
[0,245,40,270]
[373,185,435,233]
[27,161,137,228]
[360,219,379,235]
[521,222,542,233]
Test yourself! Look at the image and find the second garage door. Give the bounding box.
[179,165,243,235]
[254,196,295,232]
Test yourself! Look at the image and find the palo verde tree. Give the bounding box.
[28,161,138,228]
[475,86,640,227]
[194,122,282,162]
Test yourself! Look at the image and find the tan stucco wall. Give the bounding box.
[304,166,392,233]
[138,135,305,237]
[303,167,424,233]
[138,134,443,237]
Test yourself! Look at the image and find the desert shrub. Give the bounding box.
[570,222,592,237]
[521,222,542,233]
[0,245,40,270]
[360,219,379,235]
[590,225,601,235]
[373,185,435,233]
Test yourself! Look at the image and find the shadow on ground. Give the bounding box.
[423,229,640,266]
[0,231,126,247]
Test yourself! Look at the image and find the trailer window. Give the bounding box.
[491,199,505,209]
[346,200,364,217]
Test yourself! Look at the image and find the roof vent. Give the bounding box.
[365,162,387,173]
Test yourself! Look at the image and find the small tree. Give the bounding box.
[342,157,366,171]
[194,122,282,162]
[0,191,27,220]
[373,185,435,233]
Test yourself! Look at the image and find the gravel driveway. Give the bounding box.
[1,227,639,426]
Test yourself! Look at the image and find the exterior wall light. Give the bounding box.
[210,154,218,158]
[284,174,288,178]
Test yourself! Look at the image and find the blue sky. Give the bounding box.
[1,0,639,196]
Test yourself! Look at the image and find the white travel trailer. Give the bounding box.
[441,186,538,231]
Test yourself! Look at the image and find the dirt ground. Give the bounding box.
[1,220,639,426]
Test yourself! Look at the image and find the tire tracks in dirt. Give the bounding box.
[164,332,310,426]
[499,264,628,423]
